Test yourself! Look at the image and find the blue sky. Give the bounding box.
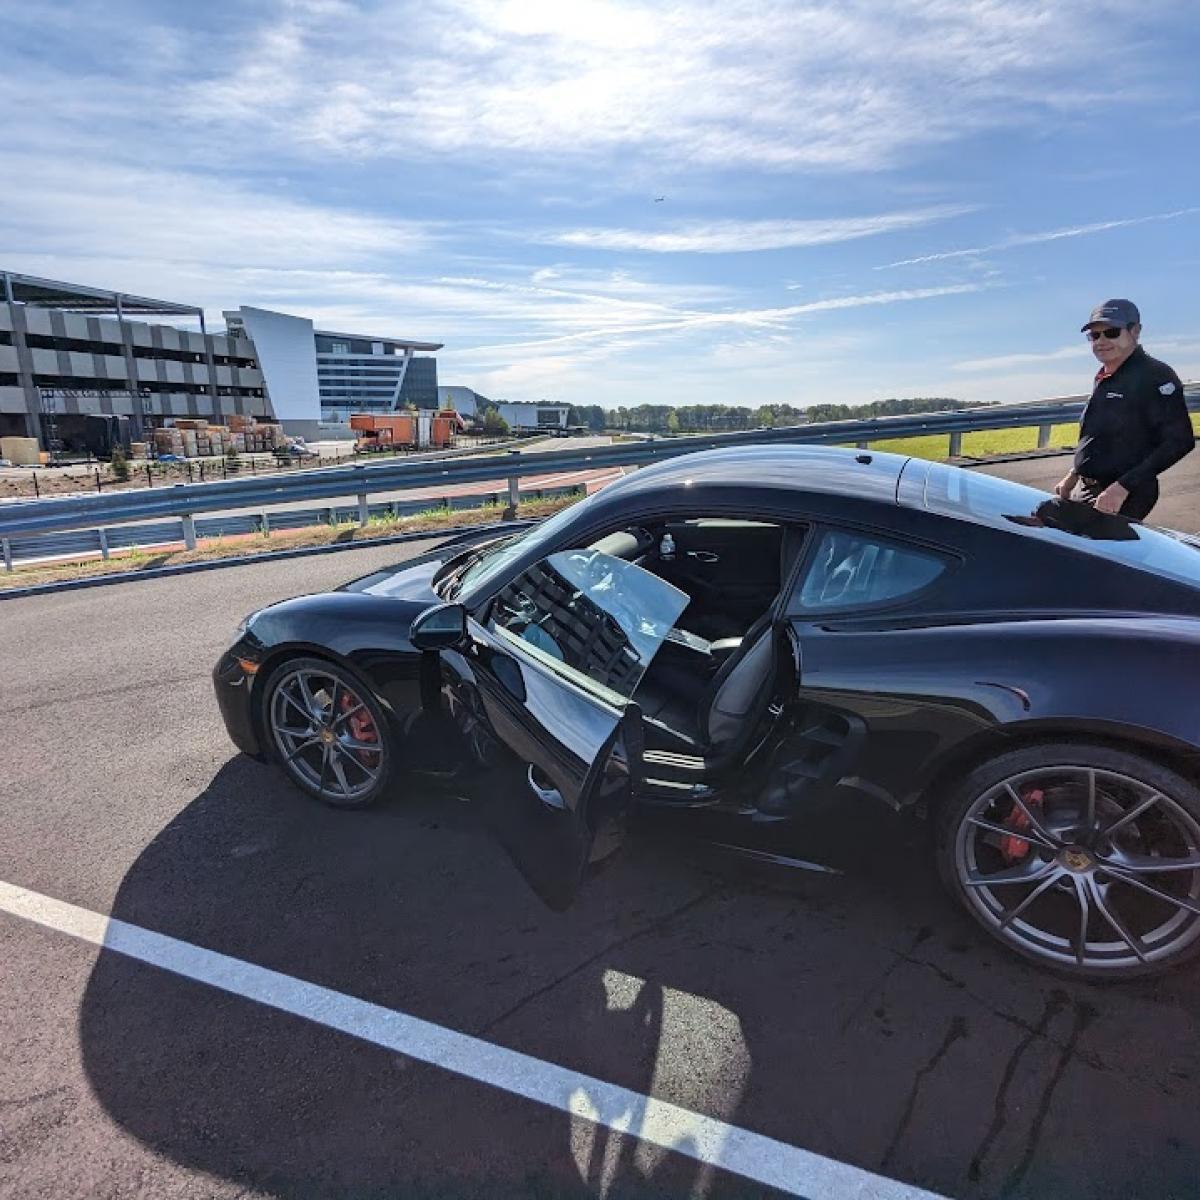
[2,0,1198,410]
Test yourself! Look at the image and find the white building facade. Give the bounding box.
[438,387,569,430]
[223,308,442,437]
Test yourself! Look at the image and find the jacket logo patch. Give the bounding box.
[1160,381,1177,395]
[1105,392,1123,399]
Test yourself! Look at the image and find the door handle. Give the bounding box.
[686,550,719,563]
[527,764,566,810]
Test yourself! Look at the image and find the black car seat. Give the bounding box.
[638,525,807,761]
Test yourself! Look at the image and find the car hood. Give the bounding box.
[338,551,448,602]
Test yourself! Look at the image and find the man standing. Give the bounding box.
[1055,299,1192,519]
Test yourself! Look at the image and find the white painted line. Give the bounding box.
[0,880,945,1200]
[523,467,624,490]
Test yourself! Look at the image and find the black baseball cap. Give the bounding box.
[1081,298,1140,331]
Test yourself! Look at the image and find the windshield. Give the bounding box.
[449,500,593,600]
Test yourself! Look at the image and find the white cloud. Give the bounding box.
[881,208,1200,268]
[543,207,973,254]
[0,152,432,279]
[453,282,983,359]
[13,0,1162,176]
[951,345,1087,372]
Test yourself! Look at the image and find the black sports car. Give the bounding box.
[214,445,1200,980]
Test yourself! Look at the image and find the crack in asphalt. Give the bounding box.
[881,1015,969,1172]
[477,884,725,1037]
[967,990,1068,1185]
[999,998,1097,1199]
[838,925,934,1034]
[7,671,203,716]
[0,1086,67,1111]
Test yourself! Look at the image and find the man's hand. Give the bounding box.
[1054,471,1079,500]
[1093,482,1129,514]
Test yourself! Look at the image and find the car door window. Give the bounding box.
[489,549,691,701]
[792,529,946,612]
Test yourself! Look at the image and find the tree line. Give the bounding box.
[565,397,990,434]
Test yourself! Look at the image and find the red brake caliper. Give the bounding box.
[340,692,377,763]
[1000,787,1044,863]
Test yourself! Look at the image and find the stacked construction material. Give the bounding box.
[153,427,186,457]
[232,421,285,453]
[0,436,41,466]
[150,417,285,457]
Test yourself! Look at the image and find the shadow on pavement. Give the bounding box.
[78,756,1200,1199]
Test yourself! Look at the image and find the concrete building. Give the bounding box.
[0,270,446,449]
[1,270,268,448]
[224,307,442,438]
[438,386,570,431]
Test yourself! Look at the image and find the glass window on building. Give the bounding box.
[398,356,439,409]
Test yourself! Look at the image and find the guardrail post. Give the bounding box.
[181,513,197,550]
[1037,423,1052,449]
[354,465,369,526]
[948,431,963,458]
[2,537,11,573]
[505,450,521,518]
[260,512,271,537]
[97,527,110,561]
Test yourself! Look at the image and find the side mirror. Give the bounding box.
[410,602,468,651]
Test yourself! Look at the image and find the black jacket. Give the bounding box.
[1074,346,1193,490]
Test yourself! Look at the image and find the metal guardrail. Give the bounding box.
[2,388,1197,568]
[0,483,583,568]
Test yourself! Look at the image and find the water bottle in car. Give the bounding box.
[660,532,675,558]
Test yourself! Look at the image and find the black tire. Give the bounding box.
[935,742,1200,980]
[261,656,396,809]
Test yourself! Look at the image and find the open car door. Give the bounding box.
[443,548,691,910]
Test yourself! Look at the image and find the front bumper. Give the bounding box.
[212,645,264,759]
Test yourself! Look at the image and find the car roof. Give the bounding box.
[586,443,1200,595]
[595,443,910,507]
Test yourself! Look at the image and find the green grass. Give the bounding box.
[861,413,1199,462]
[862,422,1079,461]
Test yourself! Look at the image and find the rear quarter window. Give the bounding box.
[789,529,947,614]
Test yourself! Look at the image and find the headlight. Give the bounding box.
[236,609,261,638]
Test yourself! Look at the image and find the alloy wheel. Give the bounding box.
[954,765,1200,972]
[268,665,386,804]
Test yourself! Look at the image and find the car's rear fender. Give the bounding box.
[911,718,1200,817]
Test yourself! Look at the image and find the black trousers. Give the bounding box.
[1079,477,1159,521]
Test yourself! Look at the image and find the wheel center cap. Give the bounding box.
[1060,846,1093,872]
[319,727,336,745]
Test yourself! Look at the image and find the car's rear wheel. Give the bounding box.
[263,656,394,808]
[936,743,1200,979]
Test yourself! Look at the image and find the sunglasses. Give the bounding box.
[1086,327,1127,342]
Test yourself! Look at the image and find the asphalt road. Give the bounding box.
[970,448,1200,533]
[3,460,1200,1200]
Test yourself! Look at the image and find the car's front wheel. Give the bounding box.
[262,656,394,808]
[936,743,1200,979]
